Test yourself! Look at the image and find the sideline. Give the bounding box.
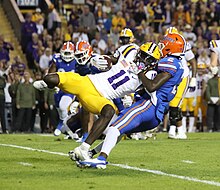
[0,143,220,187]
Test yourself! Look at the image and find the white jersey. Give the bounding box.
[185,70,196,98]
[181,42,195,78]
[209,40,220,75]
[117,43,139,61]
[88,56,142,100]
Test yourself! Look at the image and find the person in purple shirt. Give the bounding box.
[21,13,37,53]
[0,40,10,63]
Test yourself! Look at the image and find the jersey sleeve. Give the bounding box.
[209,40,219,54]
[157,58,177,76]
[185,42,195,61]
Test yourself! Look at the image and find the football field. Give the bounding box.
[0,133,220,190]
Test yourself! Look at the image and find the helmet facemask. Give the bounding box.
[74,49,90,65]
[135,50,158,70]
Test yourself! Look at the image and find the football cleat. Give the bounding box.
[77,158,108,169]
[33,80,48,90]
[168,133,177,139]
[176,132,187,140]
[54,128,61,136]
[68,146,91,161]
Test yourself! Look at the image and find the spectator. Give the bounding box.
[0,34,14,53]
[26,33,39,70]
[47,4,61,35]
[44,88,58,133]
[72,27,89,44]
[174,4,191,26]
[91,32,107,54]
[79,5,96,41]
[133,1,147,26]
[8,72,21,132]
[21,13,37,52]
[0,67,6,133]
[68,6,80,30]
[205,69,220,132]
[183,24,197,47]
[36,17,44,35]
[0,39,10,63]
[64,24,73,42]
[11,56,26,76]
[39,48,52,73]
[32,8,44,23]
[15,71,36,133]
[102,0,112,16]
[111,11,126,32]
[102,12,112,34]
[32,72,48,133]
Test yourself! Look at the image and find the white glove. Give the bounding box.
[188,77,196,92]
[90,54,109,71]
[210,66,218,75]
[33,80,48,90]
[122,95,133,108]
[54,86,60,93]
[69,101,80,115]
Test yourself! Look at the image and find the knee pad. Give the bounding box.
[169,107,182,125]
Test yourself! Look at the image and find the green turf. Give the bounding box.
[0,133,220,190]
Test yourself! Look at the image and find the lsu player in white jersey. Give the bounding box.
[209,40,220,100]
[33,41,143,161]
[165,27,197,139]
[181,68,197,133]
[194,63,209,131]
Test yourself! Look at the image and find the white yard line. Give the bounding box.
[182,160,195,164]
[18,162,33,166]
[1,143,220,187]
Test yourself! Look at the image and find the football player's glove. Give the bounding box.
[90,54,110,71]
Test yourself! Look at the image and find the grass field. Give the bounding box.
[0,133,220,190]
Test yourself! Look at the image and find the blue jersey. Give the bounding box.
[153,56,184,121]
[52,53,76,72]
[75,62,100,76]
[52,54,76,107]
[111,55,184,134]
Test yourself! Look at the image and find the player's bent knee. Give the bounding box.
[44,73,59,88]
[169,107,182,125]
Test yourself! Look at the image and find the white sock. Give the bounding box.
[80,142,91,151]
[169,125,176,135]
[188,117,195,133]
[101,127,120,156]
[182,117,187,133]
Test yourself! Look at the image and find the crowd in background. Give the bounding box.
[0,0,220,134]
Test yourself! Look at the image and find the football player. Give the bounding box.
[181,66,197,133]
[48,41,76,138]
[209,39,220,75]
[33,39,142,161]
[194,63,208,131]
[78,33,186,169]
[165,27,197,139]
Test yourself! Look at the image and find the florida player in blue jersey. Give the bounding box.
[78,33,186,169]
[48,41,76,137]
